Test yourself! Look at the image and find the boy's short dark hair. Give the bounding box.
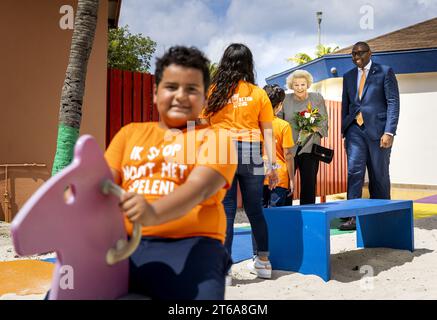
[155,46,211,92]
[263,84,285,108]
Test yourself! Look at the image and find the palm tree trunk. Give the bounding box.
[52,0,99,176]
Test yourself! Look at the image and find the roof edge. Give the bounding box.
[333,17,437,54]
[266,47,437,83]
[108,0,122,29]
[267,47,437,81]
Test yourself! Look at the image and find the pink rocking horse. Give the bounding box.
[11,135,141,300]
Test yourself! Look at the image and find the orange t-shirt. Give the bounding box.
[203,81,274,142]
[264,117,294,189]
[104,122,237,244]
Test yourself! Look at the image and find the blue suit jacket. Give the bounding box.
[341,62,400,141]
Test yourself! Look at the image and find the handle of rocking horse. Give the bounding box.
[101,179,142,265]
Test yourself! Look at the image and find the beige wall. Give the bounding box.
[390,72,437,186]
[0,0,108,221]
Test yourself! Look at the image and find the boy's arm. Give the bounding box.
[260,121,276,163]
[284,147,295,193]
[152,166,226,223]
[260,121,278,190]
[120,166,227,226]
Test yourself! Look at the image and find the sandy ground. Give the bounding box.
[2,217,437,300]
[0,222,55,262]
[2,189,437,300]
[226,216,437,300]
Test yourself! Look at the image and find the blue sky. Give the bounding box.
[119,0,437,86]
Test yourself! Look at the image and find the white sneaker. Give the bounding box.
[246,256,272,279]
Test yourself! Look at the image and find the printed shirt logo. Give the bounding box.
[229,93,253,108]
[123,144,186,196]
[130,146,144,161]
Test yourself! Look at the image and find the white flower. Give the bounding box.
[304,112,311,118]
[310,117,315,124]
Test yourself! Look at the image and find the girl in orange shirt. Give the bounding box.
[202,43,278,283]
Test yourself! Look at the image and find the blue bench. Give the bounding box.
[263,199,414,281]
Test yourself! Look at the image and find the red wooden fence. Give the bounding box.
[106,72,347,203]
[106,69,158,146]
[320,100,348,198]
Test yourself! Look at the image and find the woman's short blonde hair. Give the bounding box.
[286,70,314,89]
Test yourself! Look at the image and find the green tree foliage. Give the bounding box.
[108,25,157,72]
[315,44,339,57]
[288,44,339,66]
[288,52,313,66]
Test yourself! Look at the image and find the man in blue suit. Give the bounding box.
[340,42,400,230]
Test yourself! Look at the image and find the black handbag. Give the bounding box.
[311,144,334,164]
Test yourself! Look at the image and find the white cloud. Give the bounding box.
[203,31,318,86]
[119,0,437,85]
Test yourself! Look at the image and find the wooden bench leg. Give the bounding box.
[356,206,414,252]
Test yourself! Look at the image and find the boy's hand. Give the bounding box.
[120,192,159,227]
[266,169,278,190]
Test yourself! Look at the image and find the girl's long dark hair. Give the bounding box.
[204,43,255,116]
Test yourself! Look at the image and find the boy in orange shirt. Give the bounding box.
[262,84,295,207]
[104,46,237,300]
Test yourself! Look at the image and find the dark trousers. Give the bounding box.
[223,141,269,258]
[345,123,391,200]
[129,237,231,300]
[263,186,289,207]
[295,149,320,205]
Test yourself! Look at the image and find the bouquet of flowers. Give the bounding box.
[294,102,326,146]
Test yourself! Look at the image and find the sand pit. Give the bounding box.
[225,216,437,299]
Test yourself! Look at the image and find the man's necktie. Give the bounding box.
[356,68,366,126]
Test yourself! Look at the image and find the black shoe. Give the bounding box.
[339,217,356,231]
